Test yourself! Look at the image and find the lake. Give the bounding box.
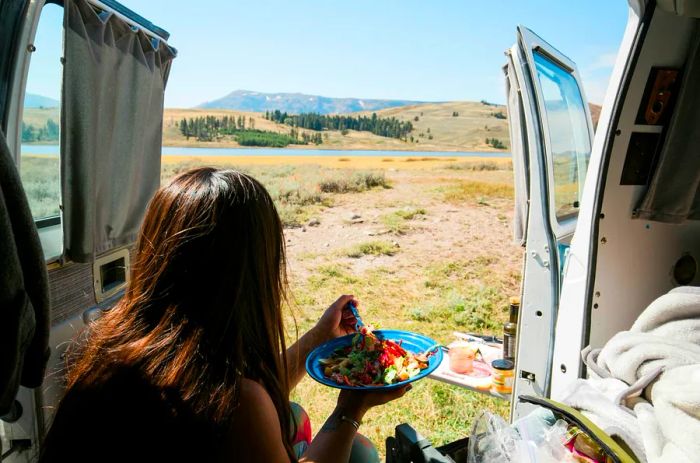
[21,144,510,158]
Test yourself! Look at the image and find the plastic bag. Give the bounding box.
[467,410,581,463]
[467,411,521,463]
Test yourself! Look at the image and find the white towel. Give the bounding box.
[593,287,700,390]
[559,286,700,463]
[639,364,700,463]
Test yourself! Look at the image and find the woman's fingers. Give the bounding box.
[382,384,412,403]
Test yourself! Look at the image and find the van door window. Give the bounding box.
[19,3,63,222]
[533,51,592,222]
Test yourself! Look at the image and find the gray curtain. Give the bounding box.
[0,130,50,415]
[635,27,700,223]
[505,59,529,245]
[61,0,175,262]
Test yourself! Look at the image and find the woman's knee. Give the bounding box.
[349,433,380,463]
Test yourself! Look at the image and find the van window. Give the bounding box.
[533,51,591,221]
[19,3,63,222]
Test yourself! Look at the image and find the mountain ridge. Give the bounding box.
[24,93,59,108]
[197,90,432,115]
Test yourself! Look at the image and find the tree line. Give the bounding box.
[179,115,254,141]
[179,115,322,147]
[486,137,507,149]
[264,110,413,140]
[21,119,59,143]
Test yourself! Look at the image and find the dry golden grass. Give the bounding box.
[442,181,514,203]
[22,107,60,126]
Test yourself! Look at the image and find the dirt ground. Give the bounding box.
[284,167,521,287]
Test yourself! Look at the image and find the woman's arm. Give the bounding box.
[300,388,410,463]
[286,295,358,389]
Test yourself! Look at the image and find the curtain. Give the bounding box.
[635,27,700,223]
[0,129,50,415]
[61,0,175,262]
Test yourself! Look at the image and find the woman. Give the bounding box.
[40,167,408,462]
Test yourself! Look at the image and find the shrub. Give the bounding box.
[319,171,388,193]
[346,241,398,258]
[485,138,507,149]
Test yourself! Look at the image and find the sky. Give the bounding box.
[29,1,629,108]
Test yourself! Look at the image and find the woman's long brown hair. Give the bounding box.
[64,167,295,458]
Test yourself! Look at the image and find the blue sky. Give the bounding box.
[29,1,628,108]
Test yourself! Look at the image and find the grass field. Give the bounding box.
[20,153,519,457]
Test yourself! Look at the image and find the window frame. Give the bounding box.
[532,50,593,224]
[13,0,64,260]
[519,27,595,239]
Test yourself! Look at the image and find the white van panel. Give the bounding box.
[590,8,699,347]
[552,5,700,398]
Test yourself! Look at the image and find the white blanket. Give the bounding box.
[558,286,700,463]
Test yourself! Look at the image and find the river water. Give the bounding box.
[21,144,509,158]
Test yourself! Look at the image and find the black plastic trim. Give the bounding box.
[36,215,60,228]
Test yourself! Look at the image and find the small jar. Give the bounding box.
[448,341,477,374]
[491,359,514,394]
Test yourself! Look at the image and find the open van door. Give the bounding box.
[504,26,594,419]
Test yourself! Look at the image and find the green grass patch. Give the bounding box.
[380,207,427,234]
[345,240,398,258]
[288,257,513,455]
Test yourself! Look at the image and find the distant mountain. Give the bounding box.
[24,93,59,108]
[197,90,429,115]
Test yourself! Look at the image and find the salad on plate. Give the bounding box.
[319,326,433,387]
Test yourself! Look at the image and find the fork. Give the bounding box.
[347,302,364,332]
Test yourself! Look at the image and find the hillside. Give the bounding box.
[24,93,59,109]
[22,107,60,126]
[198,90,428,115]
[163,100,510,152]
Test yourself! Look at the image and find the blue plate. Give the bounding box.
[305,330,443,390]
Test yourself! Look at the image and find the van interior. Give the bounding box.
[1,0,699,461]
